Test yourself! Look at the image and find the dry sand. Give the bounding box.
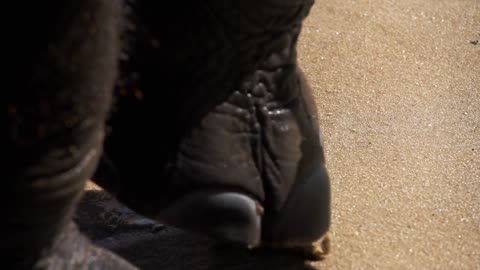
[299,0,480,269]
[80,1,479,269]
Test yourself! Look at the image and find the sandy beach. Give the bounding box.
[300,0,479,268]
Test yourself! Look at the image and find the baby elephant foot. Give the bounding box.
[95,0,330,261]
[156,165,330,260]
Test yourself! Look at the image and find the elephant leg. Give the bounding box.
[95,0,330,259]
[3,1,135,269]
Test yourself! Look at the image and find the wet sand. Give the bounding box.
[80,1,479,269]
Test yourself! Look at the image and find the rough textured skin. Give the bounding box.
[75,190,325,270]
[4,0,329,268]
[98,1,330,243]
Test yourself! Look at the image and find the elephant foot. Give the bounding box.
[154,165,329,261]
[95,0,330,261]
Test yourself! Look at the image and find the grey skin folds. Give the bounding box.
[3,0,330,269]
[97,0,330,257]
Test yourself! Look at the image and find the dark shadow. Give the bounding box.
[75,190,319,270]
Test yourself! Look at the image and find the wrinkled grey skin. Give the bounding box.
[3,0,330,269]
